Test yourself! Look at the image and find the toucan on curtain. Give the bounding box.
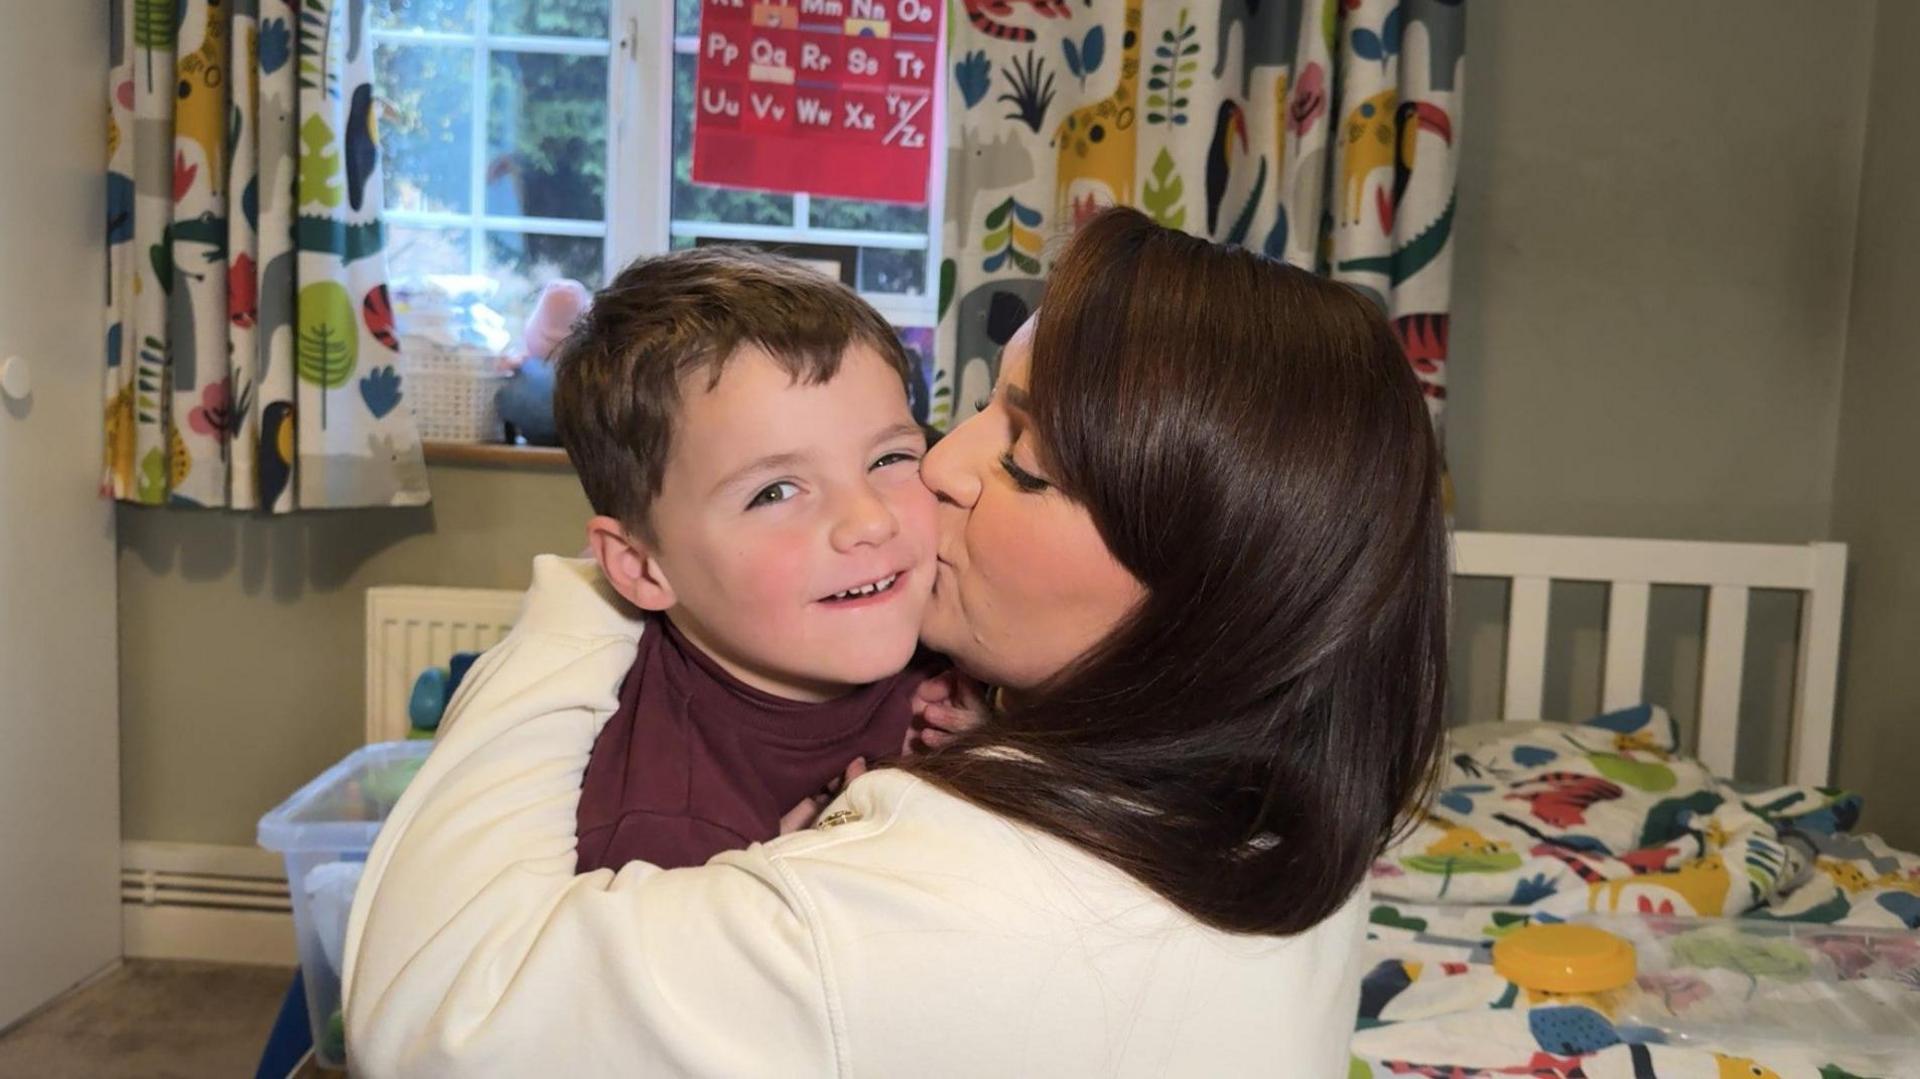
[933,0,1463,435]
[106,0,428,510]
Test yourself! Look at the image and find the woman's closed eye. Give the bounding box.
[999,451,1051,493]
[746,480,800,509]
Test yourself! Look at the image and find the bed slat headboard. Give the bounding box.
[1452,532,1847,786]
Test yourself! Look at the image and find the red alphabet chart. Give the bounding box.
[692,0,940,204]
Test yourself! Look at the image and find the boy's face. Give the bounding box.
[597,343,935,701]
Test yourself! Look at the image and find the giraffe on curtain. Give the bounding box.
[934,0,1464,438]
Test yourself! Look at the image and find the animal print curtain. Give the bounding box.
[934,0,1464,435]
[106,0,428,510]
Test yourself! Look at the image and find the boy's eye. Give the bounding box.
[999,451,1051,494]
[747,481,800,509]
[872,451,919,470]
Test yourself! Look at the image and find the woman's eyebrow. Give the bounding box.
[1002,384,1034,415]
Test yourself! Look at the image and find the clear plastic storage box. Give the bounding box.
[258,741,431,1068]
[1595,914,1920,1057]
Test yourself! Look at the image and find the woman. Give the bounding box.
[344,209,1447,1076]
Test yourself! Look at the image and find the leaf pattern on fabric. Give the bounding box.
[297,280,358,423]
[996,50,1056,132]
[981,197,1044,274]
[259,17,291,74]
[936,0,1463,431]
[298,113,342,209]
[1146,8,1198,127]
[358,365,402,419]
[106,0,425,509]
[1141,147,1186,229]
[954,49,991,108]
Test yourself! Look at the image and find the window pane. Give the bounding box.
[487,232,606,317]
[675,0,704,36]
[377,44,474,213]
[670,53,794,226]
[488,51,608,221]
[811,198,929,234]
[857,248,926,296]
[373,0,473,32]
[491,0,610,38]
[387,226,473,281]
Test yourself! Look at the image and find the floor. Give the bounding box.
[0,960,297,1078]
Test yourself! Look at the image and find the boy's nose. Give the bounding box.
[829,486,900,551]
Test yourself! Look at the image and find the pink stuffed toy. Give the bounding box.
[497,279,590,445]
[512,278,591,369]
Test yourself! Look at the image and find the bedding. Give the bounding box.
[1349,706,1920,1078]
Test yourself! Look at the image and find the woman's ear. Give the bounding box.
[586,516,677,612]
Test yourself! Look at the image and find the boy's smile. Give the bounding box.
[594,342,935,702]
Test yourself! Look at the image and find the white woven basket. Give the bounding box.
[399,339,506,443]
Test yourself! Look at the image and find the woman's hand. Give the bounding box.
[779,756,868,834]
[904,670,992,755]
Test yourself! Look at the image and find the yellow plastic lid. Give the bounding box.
[1492,923,1637,994]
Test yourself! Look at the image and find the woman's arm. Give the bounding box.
[342,630,837,1078]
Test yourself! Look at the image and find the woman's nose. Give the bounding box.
[920,414,984,509]
[829,484,901,551]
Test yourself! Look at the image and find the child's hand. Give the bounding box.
[904,671,992,755]
[778,756,867,834]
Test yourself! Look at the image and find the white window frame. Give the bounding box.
[372,0,942,327]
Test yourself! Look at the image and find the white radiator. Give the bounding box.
[363,585,523,744]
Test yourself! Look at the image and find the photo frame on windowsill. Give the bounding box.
[692,237,859,288]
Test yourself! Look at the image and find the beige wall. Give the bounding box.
[118,465,588,844]
[1447,1,1870,541]
[1830,1,1920,852]
[120,1,1915,847]
[1,0,122,1025]
[1445,1,1880,804]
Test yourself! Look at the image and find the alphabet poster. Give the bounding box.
[692,0,940,204]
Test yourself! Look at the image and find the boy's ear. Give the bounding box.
[586,515,677,612]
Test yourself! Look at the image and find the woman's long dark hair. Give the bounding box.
[908,207,1448,936]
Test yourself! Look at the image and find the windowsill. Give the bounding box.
[422,441,572,470]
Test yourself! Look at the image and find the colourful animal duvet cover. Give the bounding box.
[1350,706,1920,1079]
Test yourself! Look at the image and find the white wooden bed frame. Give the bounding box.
[365,532,1848,786]
[1454,532,1846,787]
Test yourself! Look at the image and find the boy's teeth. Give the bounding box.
[830,574,898,601]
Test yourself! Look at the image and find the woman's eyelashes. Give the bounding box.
[999,451,1051,493]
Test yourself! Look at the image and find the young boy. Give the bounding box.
[549,246,940,872]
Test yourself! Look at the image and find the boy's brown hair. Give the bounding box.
[552,246,915,538]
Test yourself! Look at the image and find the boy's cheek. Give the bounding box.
[741,530,819,603]
[694,513,808,606]
[891,476,940,559]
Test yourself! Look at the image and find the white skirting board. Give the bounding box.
[121,841,296,967]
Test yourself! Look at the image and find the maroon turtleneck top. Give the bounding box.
[575,615,931,872]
